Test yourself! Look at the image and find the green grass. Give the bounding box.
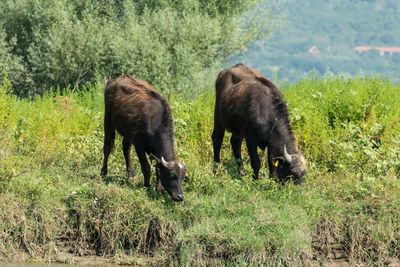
[1,75,400,265]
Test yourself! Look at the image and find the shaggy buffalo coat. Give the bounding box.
[101,75,186,201]
[212,63,306,184]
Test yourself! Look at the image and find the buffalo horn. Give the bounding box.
[161,157,175,168]
[283,144,293,164]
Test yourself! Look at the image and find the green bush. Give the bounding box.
[0,0,278,97]
[285,76,400,173]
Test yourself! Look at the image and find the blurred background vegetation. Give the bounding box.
[232,0,400,83]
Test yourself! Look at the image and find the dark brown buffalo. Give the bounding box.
[101,75,186,201]
[212,63,306,184]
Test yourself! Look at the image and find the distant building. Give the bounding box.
[354,46,374,53]
[354,46,400,56]
[375,47,400,56]
[308,45,321,55]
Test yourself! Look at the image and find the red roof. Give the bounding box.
[375,47,400,53]
[354,46,400,53]
[354,46,374,51]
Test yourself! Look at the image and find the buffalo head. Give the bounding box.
[274,145,306,185]
[150,154,186,201]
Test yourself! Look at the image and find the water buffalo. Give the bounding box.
[101,74,186,201]
[212,63,306,184]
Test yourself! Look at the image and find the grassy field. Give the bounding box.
[1,75,400,266]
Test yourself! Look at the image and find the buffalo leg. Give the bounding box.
[230,135,243,168]
[101,112,115,177]
[245,134,261,180]
[155,168,163,193]
[267,150,278,179]
[122,137,133,178]
[134,142,151,188]
[212,127,225,163]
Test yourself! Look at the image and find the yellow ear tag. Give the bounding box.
[151,159,158,165]
[273,160,279,167]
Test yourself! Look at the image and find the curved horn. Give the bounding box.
[161,157,175,168]
[283,144,293,164]
[161,156,168,167]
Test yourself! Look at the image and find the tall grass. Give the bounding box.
[0,75,399,265]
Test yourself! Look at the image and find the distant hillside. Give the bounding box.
[230,0,400,83]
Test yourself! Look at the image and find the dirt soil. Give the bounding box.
[4,248,400,266]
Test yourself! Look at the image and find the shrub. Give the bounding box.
[0,0,279,97]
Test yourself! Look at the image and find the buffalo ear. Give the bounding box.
[272,156,284,162]
[149,153,160,166]
[183,175,189,182]
[271,156,284,167]
[178,162,186,170]
[179,162,188,181]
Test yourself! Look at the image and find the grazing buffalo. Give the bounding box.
[212,63,306,184]
[101,75,186,201]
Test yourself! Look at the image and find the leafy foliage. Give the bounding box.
[0,0,278,97]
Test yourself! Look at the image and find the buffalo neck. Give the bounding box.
[151,125,176,162]
[268,117,297,157]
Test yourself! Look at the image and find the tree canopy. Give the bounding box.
[0,0,279,97]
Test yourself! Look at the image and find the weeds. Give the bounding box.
[0,75,399,265]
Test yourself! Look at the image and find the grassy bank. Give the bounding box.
[1,75,400,265]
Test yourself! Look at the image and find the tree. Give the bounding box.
[0,0,280,97]
[0,32,28,95]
